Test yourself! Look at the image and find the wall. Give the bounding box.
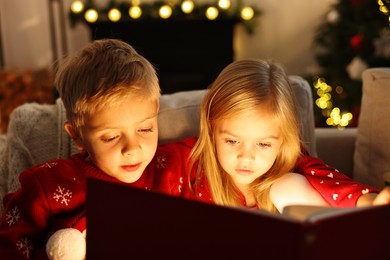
[0,0,337,76]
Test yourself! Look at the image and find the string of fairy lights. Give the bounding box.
[313,0,389,129]
[69,0,259,33]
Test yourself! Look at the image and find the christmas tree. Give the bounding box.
[311,0,390,128]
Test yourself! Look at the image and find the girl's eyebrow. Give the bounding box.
[218,129,279,140]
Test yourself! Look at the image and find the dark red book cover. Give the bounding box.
[87,178,390,260]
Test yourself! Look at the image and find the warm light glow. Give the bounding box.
[206,7,219,20]
[314,77,352,128]
[85,9,98,23]
[108,8,121,22]
[241,6,254,20]
[181,0,194,14]
[71,0,84,14]
[380,5,389,13]
[129,6,142,19]
[159,5,172,19]
[218,0,231,10]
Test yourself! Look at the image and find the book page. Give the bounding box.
[282,204,377,222]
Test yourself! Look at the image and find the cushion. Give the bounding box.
[354,68,390,189]
[289,75,317,156]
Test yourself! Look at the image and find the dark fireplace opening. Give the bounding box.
[87,18,237,94]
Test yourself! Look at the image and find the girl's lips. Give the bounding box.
[236,169,254,176]
[121,163,142,172]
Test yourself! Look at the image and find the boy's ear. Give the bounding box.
[64,121,85,151]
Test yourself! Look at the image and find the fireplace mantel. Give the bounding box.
[86,19,237,94]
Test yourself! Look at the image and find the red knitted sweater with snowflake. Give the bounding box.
[0,137,377,259]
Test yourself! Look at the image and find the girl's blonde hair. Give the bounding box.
[190,59,301,212]
[54,39,160,131]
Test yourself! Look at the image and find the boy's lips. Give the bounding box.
[121,162,142,172]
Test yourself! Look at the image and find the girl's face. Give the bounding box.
[214,108,283,193]
[72,95,159,183]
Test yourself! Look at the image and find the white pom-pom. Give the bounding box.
[46,228,86,260]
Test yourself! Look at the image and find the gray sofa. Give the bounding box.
[316,127,357,178]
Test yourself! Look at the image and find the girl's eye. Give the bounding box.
[257,142,271,148]
[102,135,119,143]
[225,139,238,145]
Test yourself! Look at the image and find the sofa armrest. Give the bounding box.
[315,127,357,179]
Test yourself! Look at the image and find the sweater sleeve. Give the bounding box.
[0,168,51,259]
[294,147,379,207]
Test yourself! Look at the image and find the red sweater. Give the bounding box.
[0,137,377,259]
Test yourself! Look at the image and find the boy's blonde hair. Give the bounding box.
[54,39,160,130]
[190,59,301,212]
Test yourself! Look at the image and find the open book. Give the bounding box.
[87,178,390,260]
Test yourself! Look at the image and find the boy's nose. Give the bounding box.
[122,140,141,156]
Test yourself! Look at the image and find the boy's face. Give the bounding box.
[72,96,159,183]
[213,108,282,193]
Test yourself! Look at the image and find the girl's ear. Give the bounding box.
[64,121,85,151]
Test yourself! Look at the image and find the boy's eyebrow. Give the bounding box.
[142,113,158,121]
[88,113,158,131]
[219,129,279,140]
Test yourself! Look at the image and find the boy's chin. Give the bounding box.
[115,169,145,184]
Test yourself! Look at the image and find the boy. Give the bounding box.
[0,39,205,259]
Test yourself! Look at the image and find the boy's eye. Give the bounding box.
[139,128,153,133]
[102,135,119,143]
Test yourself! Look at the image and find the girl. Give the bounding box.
[189,58,388,212]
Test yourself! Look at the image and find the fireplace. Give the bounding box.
[86,18,237,94]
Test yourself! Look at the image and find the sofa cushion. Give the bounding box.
[354,68,390,189]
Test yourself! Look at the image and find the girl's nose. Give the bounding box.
[238,145,255,160]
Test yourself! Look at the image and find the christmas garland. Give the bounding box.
[69,0,261,34]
